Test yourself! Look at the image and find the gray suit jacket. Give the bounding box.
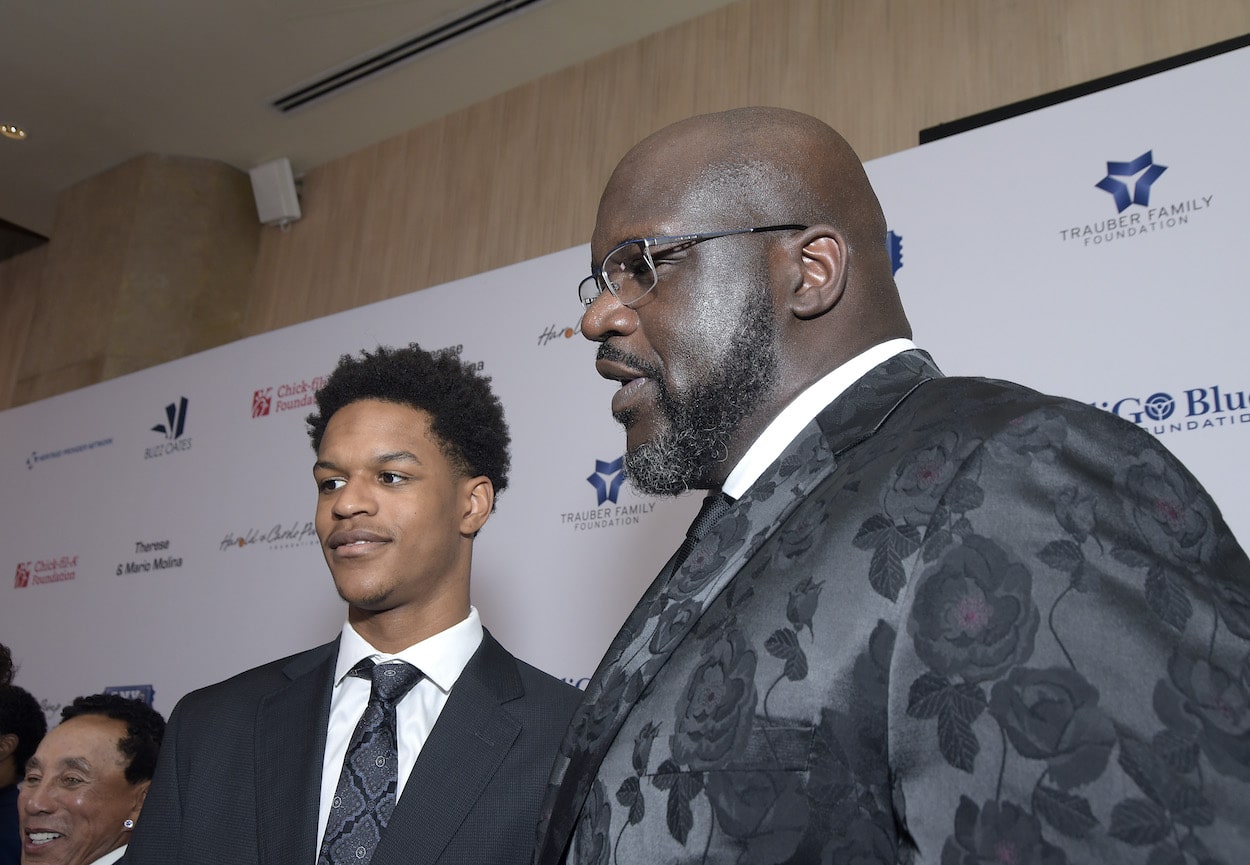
[537,351,1250,864]
[128,629,581,865]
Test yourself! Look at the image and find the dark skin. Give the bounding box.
[581,107,912,489]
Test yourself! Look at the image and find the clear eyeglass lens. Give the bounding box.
[578,276,601,307]
[603,241,657,305]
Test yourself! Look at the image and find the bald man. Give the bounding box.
[535,108,1250,864]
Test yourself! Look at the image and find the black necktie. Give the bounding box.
[536,490,735,865]
[658,491,735,581]
[318,659,423,865]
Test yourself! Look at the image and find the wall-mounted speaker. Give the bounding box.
[248,158,302,226]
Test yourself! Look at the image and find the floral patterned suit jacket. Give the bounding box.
[536,350,1250,865]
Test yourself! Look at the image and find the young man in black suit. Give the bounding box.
[128,344,580,865]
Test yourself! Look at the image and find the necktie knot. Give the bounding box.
[349,658,423,705]
[687,491,734,542]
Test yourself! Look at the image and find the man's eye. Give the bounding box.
[62,777,84,787]
[379,472,405,484]
[24,773,40,786]
[623,256,652,277]
[318,478,345,493]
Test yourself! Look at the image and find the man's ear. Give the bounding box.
[460,476,495,536]
[788,226,846,320]
[0,732,17,762]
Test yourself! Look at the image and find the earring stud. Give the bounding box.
[123,819,134,830]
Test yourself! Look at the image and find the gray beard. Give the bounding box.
[622,291,778,496]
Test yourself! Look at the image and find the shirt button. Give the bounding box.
[356,845,367,858]
[375,756,385,768]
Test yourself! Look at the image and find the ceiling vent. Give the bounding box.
[273,0,546,113]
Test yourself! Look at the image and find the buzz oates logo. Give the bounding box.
[562,457,655,532]
[115,539,183,576]
[144,397,192,459]
[1059,150,1213,247]
[13,556,78,588]
[220,521,319,551]
[252,374,327,419]
[1093,382,1250,437]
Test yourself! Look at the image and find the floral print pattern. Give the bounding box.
[540,352,1250,865]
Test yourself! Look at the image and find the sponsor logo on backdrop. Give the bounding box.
[562,456,656,532]
[26,436,113,470]
[1094,382,1250,436]
[39,699,63,726]
[1059,150,1214,247]
[887,230,904,276]
[251,374,327,419]
[560,675,591,690]
[537,320,582,347]
[145,397,193,459]
[587,457,625,505]
[116,539,184,576]
[103,684,155,706]
[220,521,319,551]
[13,555,79,588]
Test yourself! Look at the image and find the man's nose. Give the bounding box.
[580,290,637,342]
[331,478,378,518]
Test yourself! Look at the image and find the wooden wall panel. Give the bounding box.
[0,245,46,409]
[242,0,1250,342]
[3,0,1248,408]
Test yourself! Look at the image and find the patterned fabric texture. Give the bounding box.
[319,659,422,865]
[536,351,1250,865]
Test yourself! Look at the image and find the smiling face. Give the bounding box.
[313,399,492,647]
[18,715,147,865]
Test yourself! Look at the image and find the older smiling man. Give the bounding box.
[19,695,163,865]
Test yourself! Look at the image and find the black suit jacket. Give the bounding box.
[128,630,581,865]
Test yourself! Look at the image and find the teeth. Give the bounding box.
[29,832,61,844]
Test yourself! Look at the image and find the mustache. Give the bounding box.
[596,343,662,383]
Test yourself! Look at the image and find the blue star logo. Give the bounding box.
[886,230,903,276]
[587,457,626,505]
[1096,151,1167,213]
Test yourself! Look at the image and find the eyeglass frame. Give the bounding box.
[577,224,808,309]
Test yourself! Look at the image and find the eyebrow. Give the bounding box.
[314,451,422,472]
[26,756,94,773]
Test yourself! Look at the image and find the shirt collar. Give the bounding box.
[333,606,483,695]
[722,338,917,499]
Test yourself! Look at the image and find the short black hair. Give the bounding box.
[306,344,511,500]
[61,694,166,785]
[0,684,47,771]
[0,643,13,686]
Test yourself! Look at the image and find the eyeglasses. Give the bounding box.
[577,224,807,309]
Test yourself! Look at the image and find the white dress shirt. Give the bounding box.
[88,845,127,865]
[314,607,484,859]
[722,339,918,499]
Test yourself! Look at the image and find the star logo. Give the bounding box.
[1096,151,1167,213]
[587,457,626,505]
[886,230,904,276]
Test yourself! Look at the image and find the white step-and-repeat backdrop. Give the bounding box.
[3,44,1248,722]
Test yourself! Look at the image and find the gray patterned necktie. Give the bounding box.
[318,658,423,865]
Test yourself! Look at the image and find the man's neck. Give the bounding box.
[348,600,472,654]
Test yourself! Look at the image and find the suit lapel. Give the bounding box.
[537,349,943,864]
[373,631,522,865]
[255,640,338,865]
